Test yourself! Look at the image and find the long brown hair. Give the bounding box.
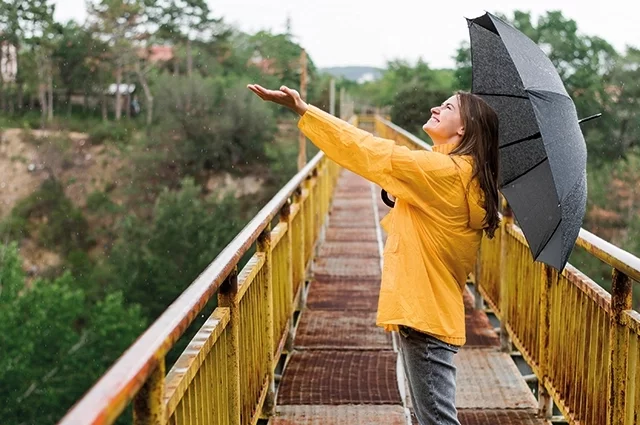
[450,91,501,239]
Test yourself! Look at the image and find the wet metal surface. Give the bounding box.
[457,409,547,424]
[276,351,401,405]
[325,227,378,241]
[274,169,542,425]
[331,198,374,211]
[272,405,406,424]
[328,217,377,228]
[463,290,500,348]
[306,279,380,311]
[455,349,538,409]
[295,311,392,350]
[313,257,381,280]
[317,241,379,258]
[329,210,375,221]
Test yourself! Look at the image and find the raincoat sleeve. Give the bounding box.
[298,105,455,206]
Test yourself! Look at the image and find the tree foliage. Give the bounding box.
[108,177,244,320]
[0,242,146,424]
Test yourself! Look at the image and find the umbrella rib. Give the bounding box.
[533,214,563,260]
[502,156,547,187]
[500,131,541,149]
[473,92,529,100]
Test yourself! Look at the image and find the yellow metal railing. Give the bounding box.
[57,144,341,425]
[375,115,640,425]
[477,206,640,425]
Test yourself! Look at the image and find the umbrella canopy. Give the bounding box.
[467,12,587,271]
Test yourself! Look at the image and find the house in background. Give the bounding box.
[144,45,174,63]
[248,51,277,75]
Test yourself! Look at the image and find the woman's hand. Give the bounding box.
[247,84,309,116]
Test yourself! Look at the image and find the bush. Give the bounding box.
[108,177,245,321]
[390,84,450,140]
[265,139,299,188]
[153,75,277,174]
[86,190,122,214]
[89,121,135,145]
[0,214,29,242]
[4,178,93,255]
[0,242,146,425]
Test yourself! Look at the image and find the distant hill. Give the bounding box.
[319,66,384,83]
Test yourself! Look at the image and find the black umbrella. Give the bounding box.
[466,12,594,271]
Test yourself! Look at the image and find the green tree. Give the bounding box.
[390,84,450,140]
[108,177,245,320]
[2,178,93,256]
[51,21,101,115]
[352,58,453,108]
[0,0,57,123]
[453,42,471,90]
[146,0,216,76]
[0,242,146,425]
[87,0,148,121]
[603,47,640,157]
[152,75,276,174]
[244,31,317,94]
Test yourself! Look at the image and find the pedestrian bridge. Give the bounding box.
[58,116,640,425]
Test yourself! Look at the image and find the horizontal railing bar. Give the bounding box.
[270,222,288,248]
[622,310,640,335]
[375,115,433,151]
[562,263,612,313]
[237,253,266,302]
[576,228,640,282]
[163,308,230,417]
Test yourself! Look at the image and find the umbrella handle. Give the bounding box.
[381,189,395,208]
[578,113,602,124]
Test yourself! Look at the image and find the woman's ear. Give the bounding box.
[457,126,465,137]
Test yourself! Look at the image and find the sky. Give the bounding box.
[53,0,640,69]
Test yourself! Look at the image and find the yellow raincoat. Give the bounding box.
[298,105,487,346]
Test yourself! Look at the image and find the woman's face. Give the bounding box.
[423,95,464,145]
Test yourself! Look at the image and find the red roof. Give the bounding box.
[139,45,174,62]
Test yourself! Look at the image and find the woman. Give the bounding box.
[247,83,500,425]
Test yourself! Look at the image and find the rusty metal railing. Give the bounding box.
[57,142,341,424]
[375,115,640,425]
[374,116,432,152]
[477,197,640,425]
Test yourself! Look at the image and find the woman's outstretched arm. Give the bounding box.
[247,84,456,206]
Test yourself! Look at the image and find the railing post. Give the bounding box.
[311,168,320,252]
[258,225,276,416]
[133,359,165,425]
[538,264,554,419]
[318,161,327,245]
[499,202,513,353]
[294,187,307,311]
[218,268,240,425]
[304,174,315,282]
[608,268,632,425]
[280,199,295,352]
[474,259,485,310]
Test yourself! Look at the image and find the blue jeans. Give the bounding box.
[398,325,461,425]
